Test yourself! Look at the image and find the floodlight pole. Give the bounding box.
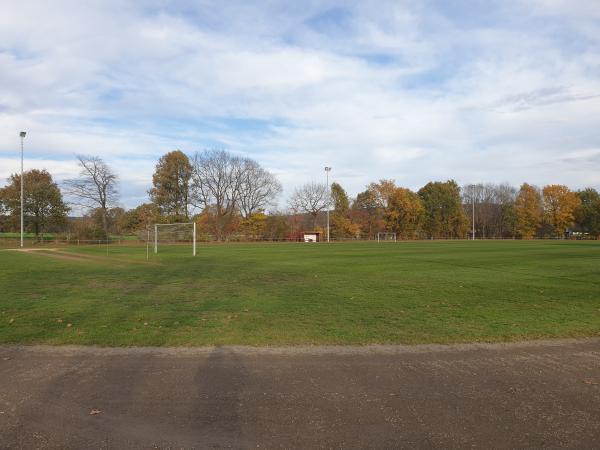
[325,166,331,243]
[193,222,196,256]
[154,224,158,253]
[19,131,26,248]
[471,184,475,241]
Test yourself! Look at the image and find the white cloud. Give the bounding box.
[0,0,599,209]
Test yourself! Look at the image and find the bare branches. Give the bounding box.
[64,155,118,235]
[237,159,282,219]
[461,183,518,238]
[190,149,282,238]
[288,182,329,228]
[190,149,240,214]
[190,149,244,240]
[64,156,118,209]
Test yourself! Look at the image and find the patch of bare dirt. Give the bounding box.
[7,248,150,266]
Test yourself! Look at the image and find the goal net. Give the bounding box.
[377,232,397,242]
[153,222,196,256]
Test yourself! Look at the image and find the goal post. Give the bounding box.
[377,232,397,242]
[153,222,196,256]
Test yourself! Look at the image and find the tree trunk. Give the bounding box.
[215,212,222,241]
[101,208,108,239]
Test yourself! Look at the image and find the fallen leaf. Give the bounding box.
[89,409,102,415]
[9,319,14,324]
[57,319,63,323]
[66,323,72,328]
[584,380,599,385]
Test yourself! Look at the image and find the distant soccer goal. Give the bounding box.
[153,222,196,256]
[377,232,397,242]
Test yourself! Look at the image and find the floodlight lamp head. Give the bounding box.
[20,131,26,138]
[324,166,331,172]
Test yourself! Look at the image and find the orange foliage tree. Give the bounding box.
[367,179,397,209]
[514,183,542,239]
[384,187,424,239]
[542,184,581,237]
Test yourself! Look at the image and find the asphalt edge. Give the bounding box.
[1,336,599,357]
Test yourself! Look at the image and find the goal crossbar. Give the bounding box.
[154,222,196,256]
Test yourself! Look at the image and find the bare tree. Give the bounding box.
[64,155,118,237]
[288,182,329,229]
[190,149,244,240]
[238,159,282,219]
[462,183,517,238]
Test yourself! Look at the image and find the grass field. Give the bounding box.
[0,233,141,250]
[1,240,599,346]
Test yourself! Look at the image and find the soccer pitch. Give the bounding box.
[1,240,599,346]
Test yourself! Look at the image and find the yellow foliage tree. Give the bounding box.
[514,183,542,239]
[384,187,424,239]
[149,150,192,219]
[368,179,397,209]
[331,214,361,239]
[241,212,268,238]
[542,185,581,237]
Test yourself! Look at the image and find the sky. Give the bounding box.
[1,0,599,210]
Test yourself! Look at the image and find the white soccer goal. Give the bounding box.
[153,222,196,256]
[377,232,397,242]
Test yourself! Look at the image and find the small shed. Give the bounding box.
[303,231,321,243]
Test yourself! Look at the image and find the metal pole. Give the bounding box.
[146,228,149,261]
[325,166,331,243]
[472,185,475,241]
[19,132,26,248]
[156,224,159,253]
[193,222,196,256]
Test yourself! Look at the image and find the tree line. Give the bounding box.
[1,149,599,241]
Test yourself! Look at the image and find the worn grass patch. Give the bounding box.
[1,240,599,346]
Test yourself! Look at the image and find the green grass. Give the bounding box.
[1,240,599,346]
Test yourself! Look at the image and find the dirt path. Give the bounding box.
[4,247,109,262]
[4,247,154,266]
[1,338,599,448]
